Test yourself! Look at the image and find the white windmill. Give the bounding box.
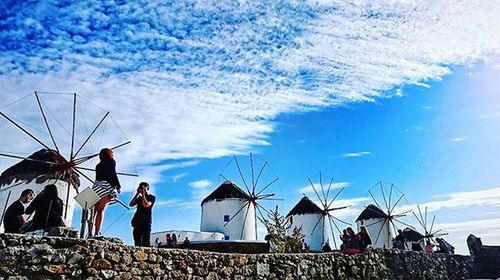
[287,173,350,251]
[356,181,413,248]
[0,92,137,234]
[200,154,279,240]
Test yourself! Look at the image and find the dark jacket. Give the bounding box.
[25,194,64,231]
[95,159,121,191]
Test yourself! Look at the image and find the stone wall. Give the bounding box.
[0,233,473,280]
[467,234,500,278]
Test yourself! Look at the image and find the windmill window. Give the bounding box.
[223,215,230,222]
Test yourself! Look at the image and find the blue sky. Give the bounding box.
[1,0,500,254]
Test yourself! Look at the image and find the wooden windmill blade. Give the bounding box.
[360,181,411,248]
[312,173,352,250]
[218,153,280,240]
[0,91,137,235]
[412,205,448,244]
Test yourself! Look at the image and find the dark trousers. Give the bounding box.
[133,226,151,247]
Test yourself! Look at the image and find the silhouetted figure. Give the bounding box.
[340,229,349,250]
[3,189,34,233]
[436,238,454,254]
[342,227,360,255]
[166,233,173,248]
[393,229,405,249]
[130,182,155,247]
[171,232,178,247]
[25,185,65,231]
[183,237,190,246]
[155,237,162,247]
[357,226,372,252]
[322,242,332,252]
[411,242,423,251]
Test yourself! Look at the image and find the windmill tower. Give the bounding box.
[200,181,255,240]
[356,181,413,248]
[286,196,323,251]
[287,173,350,251]
[200,154,279,240]
[0,92,136,233]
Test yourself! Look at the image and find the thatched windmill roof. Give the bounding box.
[0,149,80,188]
[402,227,424,242]
[356,204,388,222]
[201,181,250,205]
[286,196,322,217]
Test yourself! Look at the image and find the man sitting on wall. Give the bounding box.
[2,189,34,233]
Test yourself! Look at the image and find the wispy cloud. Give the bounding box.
[155,198,183,208]
[0,0,499,183]
[406,125,423,133]
[451,137,466,142]
[389,186,500,216]
[189,179,212,189]
[134,160,200,189]
[480,112,500,119]
[342,152,371,158]
[436,218,500,254]
[172,172,189,183]
[162,179,215,209]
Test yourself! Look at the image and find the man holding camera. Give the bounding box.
[129,182,156,246]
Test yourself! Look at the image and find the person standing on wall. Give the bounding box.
[89,148,122,237]
[129,182,155,246]
[2,189,34,233]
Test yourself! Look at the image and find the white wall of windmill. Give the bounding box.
[0,179,78,232]
[200,198,256,241]
[287,213,325,252]
[357,218,392,249]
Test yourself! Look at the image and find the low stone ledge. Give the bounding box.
[0,233,473,279]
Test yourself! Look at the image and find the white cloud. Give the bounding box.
[384,186,500,218]
[189,179,212,189]
[172,172,189,183]
[435,218,500,254]
[342,152,371,158]
[451,137,466,142]
[155,198,183,208]
[133,160,199,190]
[160,179,215,210]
